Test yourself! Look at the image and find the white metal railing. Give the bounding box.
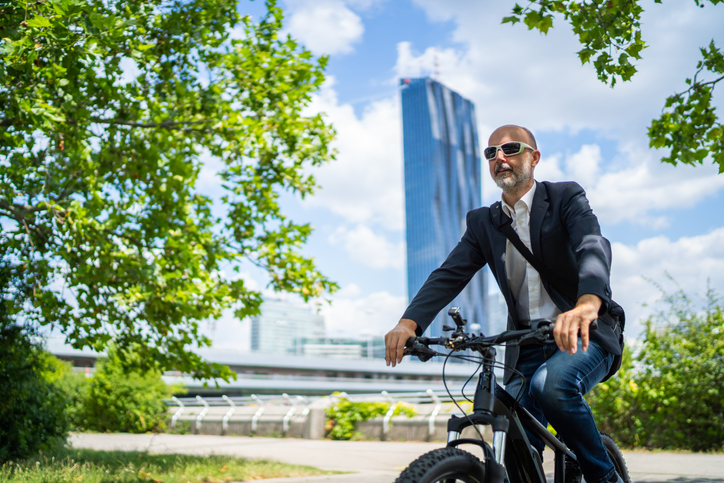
[221,395,236,434]
[195,395,209,432]
[164,390,470,434]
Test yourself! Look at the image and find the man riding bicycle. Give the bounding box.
[385,125,624,483]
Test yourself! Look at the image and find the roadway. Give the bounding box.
[70,433,724,483]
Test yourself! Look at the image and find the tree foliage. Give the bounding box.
[503,0,724,173]
[588,284,724,451]
[0,0,337,379]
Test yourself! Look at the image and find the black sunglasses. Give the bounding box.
[484,141,535,161]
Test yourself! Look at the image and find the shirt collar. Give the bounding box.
[502,181,537,217]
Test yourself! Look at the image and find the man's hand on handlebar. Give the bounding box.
[554,294,602,355]
[385,318,418,367]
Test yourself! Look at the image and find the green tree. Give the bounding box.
[0,0,337,380]
[503,0,724,173]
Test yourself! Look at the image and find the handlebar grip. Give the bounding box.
[404,337,416,351]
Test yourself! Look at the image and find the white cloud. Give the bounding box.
[611,227,724,338]
[305,79,404,231]
[403,1,724,139]
[549,143,724,227]
[285,0,364,55]
[329,224,404,269]
[565,145,601,188]
[319,287,408,337]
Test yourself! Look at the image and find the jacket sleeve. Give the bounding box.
[560,183,613,314]
[401,211,488,335]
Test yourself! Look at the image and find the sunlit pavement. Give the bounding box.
[70,433,724,483]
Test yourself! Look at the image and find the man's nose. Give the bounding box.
[494,148,506,162]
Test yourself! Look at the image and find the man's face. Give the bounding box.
[487,130,538,192]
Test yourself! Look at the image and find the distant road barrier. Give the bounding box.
[164,389,488,441]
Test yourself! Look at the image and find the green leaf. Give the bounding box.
[27,16,52,29]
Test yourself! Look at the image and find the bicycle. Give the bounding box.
[395,307,630,483]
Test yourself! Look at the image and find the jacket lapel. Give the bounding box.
[530,181,549,257]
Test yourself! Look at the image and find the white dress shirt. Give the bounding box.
[502,182,561,324]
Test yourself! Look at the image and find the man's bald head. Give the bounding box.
[488,125,537,149]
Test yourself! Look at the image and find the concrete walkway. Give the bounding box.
[70,433,724,483]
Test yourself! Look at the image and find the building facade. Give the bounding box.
[400,77,488,338]
[250,299,325,356]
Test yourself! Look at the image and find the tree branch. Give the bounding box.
[0,199,49,220]
[87,117,213,130]
[677,74,724,97]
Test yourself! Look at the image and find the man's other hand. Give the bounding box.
[385,319,418,367]
[554,294,602,355]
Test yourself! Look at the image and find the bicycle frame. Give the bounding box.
[443,344,579,483]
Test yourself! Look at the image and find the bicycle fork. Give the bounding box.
[446,348,509,482]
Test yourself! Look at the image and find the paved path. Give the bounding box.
[70,433,724,482]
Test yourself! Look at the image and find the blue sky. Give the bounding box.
[205,0,724,348]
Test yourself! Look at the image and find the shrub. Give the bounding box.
[82,348,175,433]
[586,345,642,447]
[588,284,724,451]
[0,258,69,463]
[41,354,91,431]
[325,396,416,440]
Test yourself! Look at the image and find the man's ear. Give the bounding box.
[529,150,541,168]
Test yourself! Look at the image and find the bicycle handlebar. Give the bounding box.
[404,313,599,361]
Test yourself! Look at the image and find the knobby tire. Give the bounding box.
[394,447,486,483]
[565,431,631,483]
[600,431,631,483]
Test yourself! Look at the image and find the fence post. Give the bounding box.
[251,394,265,432]
[282,393,296,433]
[195,395,209,433]
[170,396,184,428]
[427,389,441,436]
[382,390,396,436]
[222,395,236,435]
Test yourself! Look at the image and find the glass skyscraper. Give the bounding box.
[400,77,488,338]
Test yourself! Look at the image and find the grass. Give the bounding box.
[0,446,336,483]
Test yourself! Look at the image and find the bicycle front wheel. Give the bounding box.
[600,431,631,483]
[394,447,486,483]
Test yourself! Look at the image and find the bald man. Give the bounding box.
[385,125,624,483]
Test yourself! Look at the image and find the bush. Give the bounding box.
[0,258,69,463]
[82,347,175,433]
[588,284,724,451]
[325,395,416,440]
[586,345,642,447]
[41,354,91,431]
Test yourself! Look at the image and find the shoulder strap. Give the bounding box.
[491,201,577,299]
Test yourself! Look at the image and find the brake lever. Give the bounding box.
[404,337,437,362]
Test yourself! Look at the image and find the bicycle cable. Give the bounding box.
[442,348,487,442]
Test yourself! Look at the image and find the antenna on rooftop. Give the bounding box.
[433,48,440,80]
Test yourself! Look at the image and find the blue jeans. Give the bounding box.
[505,340,617,483]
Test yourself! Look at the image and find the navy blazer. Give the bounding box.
[402,181,622,383]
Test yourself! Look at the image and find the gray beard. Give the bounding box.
[494,159,533,192]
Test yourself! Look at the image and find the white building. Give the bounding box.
[250,299,325,356]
